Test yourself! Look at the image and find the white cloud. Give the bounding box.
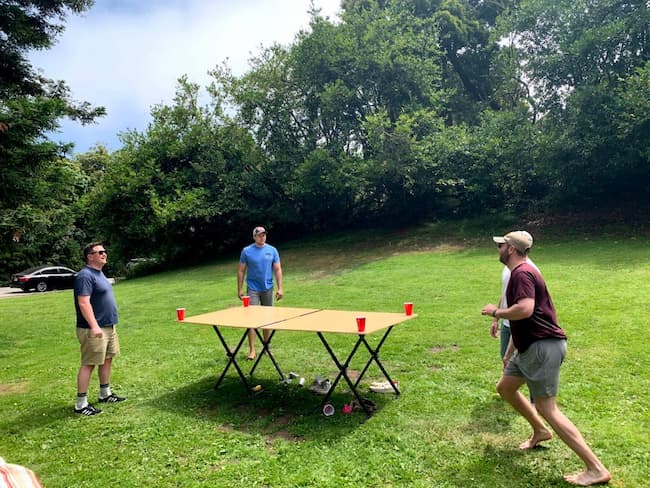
[29,0,341,152]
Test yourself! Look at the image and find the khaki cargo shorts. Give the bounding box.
[76,326,120,366]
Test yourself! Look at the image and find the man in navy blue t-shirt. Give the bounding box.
[73,242,126,416]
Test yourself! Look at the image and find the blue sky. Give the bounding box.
[29,0,341,154]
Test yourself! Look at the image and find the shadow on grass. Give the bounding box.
[443,397,568,487]
[466,395,517,434]
[442,443,564,487]
[0,403,78,435]
[148,374,395,442]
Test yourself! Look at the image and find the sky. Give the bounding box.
[29,0,341,154]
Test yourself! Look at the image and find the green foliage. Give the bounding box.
[535,62,650,208]
[500,0,650,110]
[0,0,94,97]
[0,1,104,279]
[86,77,263,267]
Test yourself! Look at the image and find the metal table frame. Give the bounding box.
[184,306,416,417]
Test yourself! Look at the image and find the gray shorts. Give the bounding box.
[247,288,273,306]
[504,339,567,398]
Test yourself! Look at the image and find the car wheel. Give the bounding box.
[36,281,48,292]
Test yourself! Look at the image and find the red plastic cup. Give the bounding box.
[176,308,185,321]
[356,316,366,332]
[404,302,413,316]
[242,295,250,307]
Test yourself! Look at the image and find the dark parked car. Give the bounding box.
[10,265,77,292]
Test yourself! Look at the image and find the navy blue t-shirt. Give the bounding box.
[74,266,118,328]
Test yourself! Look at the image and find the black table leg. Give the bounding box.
[212,326,252,391]
[355,326,400,395]
[316,326,399,417]
[249,329,285,381]
[317,332,372,416]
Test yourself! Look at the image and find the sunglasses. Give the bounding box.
[89,250,108,255]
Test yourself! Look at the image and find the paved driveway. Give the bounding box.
[0,278,116,298]
[0,287,29,298]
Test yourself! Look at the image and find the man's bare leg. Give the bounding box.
[247,328,256,359]
[98,357,113,385]
[496,375,553,449]
[77,364,95,394]
[533,397,610,486]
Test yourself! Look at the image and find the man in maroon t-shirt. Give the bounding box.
[481,231,610,487]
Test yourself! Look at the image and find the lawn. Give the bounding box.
[1,221,648,487]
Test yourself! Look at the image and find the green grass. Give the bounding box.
[1,222,648,487]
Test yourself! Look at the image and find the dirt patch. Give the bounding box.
[269,414,291,429]
[284,231,470,279]
[346,369,361,381]
[266,430,304,443]
[428,344,460,354]
[217,423,236,433]
[0,381,29,395]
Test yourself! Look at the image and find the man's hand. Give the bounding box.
[490,319,499,338]
[275,288,283,301]
[90,326,103,338]
[481,303,497,317]
[502,355,512,370]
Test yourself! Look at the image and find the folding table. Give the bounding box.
[182,306,318,392]
[183,306,417,416]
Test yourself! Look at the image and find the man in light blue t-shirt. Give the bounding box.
[237,226,284,360]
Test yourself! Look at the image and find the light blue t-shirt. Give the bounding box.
[240,243,280,292]
[74,266,118,328]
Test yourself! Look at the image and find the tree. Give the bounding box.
[499,0,650,111]
[1,0,93,97]
[1,1,105,278]
[497,0,650,208]
[216,2,450,228]
[87,77,263,266]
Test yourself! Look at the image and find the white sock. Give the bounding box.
[76,394,88,410]
[99,384,112,399]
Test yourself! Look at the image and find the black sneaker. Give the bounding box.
[74,404,103,416]
[98,393,127,403]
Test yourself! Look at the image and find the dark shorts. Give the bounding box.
[504,339,567,398]
[500,324,511,359]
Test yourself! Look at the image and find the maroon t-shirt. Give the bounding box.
[506,262,567,353]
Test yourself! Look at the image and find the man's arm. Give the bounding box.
[482,297,534,321]
[273,262,283,300]
[489,291,506,338]
[237,263,246,299]
[77,296,103,337]
[490,315,499,338]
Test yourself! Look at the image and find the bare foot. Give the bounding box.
[563,468,611,486]
[519,429,553,450]
[247,353,256,360]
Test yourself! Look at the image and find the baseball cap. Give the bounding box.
[253,227,266,236]
[493,231,533,253]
